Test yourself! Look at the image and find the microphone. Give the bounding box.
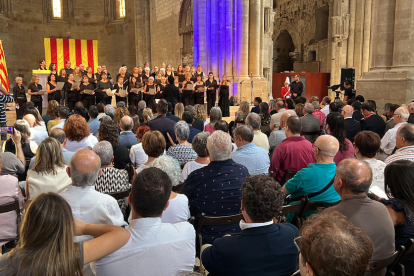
[240,80,245,84]
[251,72,253,78]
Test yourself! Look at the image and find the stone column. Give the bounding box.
[392,0,414,70]
[362,0,372,73]
[347,0,356,67]
[235,0,249,77]
[249,0,260,77]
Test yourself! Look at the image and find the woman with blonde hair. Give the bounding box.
[235,101,250,126]
[194,104,208,127]
[114,107,130,127]
[25,137,71,200]
[142,108,153,125]
[13,76,26,119]
[27,75,43,114]
[0,193,130,275]
[174,102,185,119]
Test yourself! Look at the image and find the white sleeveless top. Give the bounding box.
[27,166,72,200]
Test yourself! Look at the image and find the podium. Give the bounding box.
[32,70,50,108]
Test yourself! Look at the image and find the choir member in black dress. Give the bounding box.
[114,77,128,104]
[195,65,205,81]
[142,67,151,86]
[182,72,194,106]
[218,75,230,117]
[46,74,58,102]
[137,66,143,78]
[176,65,185,84]
[64,61,74,76]
[122,65,131,80]
[160,68,166,78]
[13,77,27,119]
[205,72,218,116]
[190,66,197,82]
[57,69,68,106]
[184,65,191,74]
[101,65,112,80]
[79,64,87,75]
[166,65,175,79]
[64,73,80,111]
[73,67,83,79]
[38,60,47,70]
[157,77,167,100]
[27,75,44,114]
[79,75,96,109]
[151,66,159,78]
[193,75,205,105]
[96,72,113,105]
[129,67,142,107]
[48,63,58,80]
[86,67,96,88]
[95,66,102,82]
[143,76,157,110]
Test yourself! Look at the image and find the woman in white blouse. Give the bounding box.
[63,114,98,152]
[130,125,151,169]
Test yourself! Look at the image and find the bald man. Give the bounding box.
[269,112,291,152]
[381,106,409,155]
[60,149,126,242]
[282,135,341,219]
[119,115,138,148]
[269,100,297,131]
[342,105,361,142]
[331,158,395,272]
[23,114,48,145]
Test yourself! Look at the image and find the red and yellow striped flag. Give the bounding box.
[0,40,10,91]
[44,38,99,73]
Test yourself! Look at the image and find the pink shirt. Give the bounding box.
[334,138,355,165]
[312,110,326,126]
[204,124,215,134]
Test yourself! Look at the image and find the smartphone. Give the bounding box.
[0,126,14,134]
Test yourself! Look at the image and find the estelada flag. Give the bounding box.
[0,40,10,91]
[44,38,99,73]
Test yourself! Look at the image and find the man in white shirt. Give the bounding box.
[59,149,126,242]
[270,100,297,131]
[320,96,331,117]
[381,107,409,155]
[246,112,269,152]
[95,167,195,276]
[23,114,48,145]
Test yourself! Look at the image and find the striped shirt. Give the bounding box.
[0,93,14,123]
[385,146,414,164]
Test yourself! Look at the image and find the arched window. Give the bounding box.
[52,0,62,18]
[116,0,125,19]
[179,0,193,63]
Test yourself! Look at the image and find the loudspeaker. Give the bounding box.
[340,68,355,90]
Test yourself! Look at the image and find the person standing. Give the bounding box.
[27,75,43,114]
[13,77,26,119]
[290,75,303,99]
[205,72,218,116]
[218,76,230,117]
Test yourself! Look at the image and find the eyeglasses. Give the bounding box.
[294,236,312,267]
[313,144,322,152]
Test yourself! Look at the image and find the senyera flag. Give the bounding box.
[0,40,10,92]
[44,38,99,73]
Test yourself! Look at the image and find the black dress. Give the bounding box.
[205,79,218,115]
[86,74,96,88]
[96,80,113,105]
[177,73,186,84]
[114,83,128,104]
[218,83,230,117]
[47,81,56,102]
[182,81,194,106]
[144,84,157,110]
[28,83,43,114]
[128,75,142,107]
[64,81,80,111]
[157,84,167,100]
[194,82,205,105]
[13,84,27,119]
[79,83,96,109]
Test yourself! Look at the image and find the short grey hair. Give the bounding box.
[105,105,115,117]
[148,155,181,186]
[174,121,190,141]
[144,67,150,72]
[120,116,133,131]
[312,101,321,110]
[337,158,373,194]
[234,125,254,143]
[395,107,410,121]
[184,105,195,114]
[15,77,22,83]
[192,132,210,157]
[70,156,101,188]
[209,107,222,125]
[92,141,113,166]
[207,130,232,161]
[116,101,126,108]
[304,103,314,114]
[246,113,261,129]
[138,100,146,110]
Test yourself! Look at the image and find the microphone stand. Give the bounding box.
[239,79,244,104]
[250,73,253,105]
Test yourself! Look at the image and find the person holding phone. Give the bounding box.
[27,75,43,115]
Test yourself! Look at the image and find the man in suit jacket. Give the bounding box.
[148,99,177,148]
[201,174,299,276]
[342,105,361,142]
[166,102,180,122]
[118,116,138,149]
[185,105,204,131]
[300,103,321,143]
[250,97,262,114]
[163,75,181,107]
[360,102,386,138]
[137,100,146,124]
[182,111,201,143]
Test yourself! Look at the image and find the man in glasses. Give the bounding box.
[380,106,409,156]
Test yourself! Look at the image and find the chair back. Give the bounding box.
[366,246,405,276]
[172,183,184,193]
[108,189,131,201]
[0,198,21,243]
[390,239,414,275]
[297,200,341,221]
[279,197,308,228]
[280,170,297,186]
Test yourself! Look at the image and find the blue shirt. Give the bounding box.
[187,125,201,143]
[182,159,249,244]
[29,148,75,170]
[88,118,101,136]
[231,143,269,175]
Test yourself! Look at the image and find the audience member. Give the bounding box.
[0,193,130,275]
[26,137,72,200]
[352,101,364,122]
[311,101,326,127]
[250,97,261,114]
[50,106,70,131]
[182,131,249,244]
[135,130,166,174]
[381,106,409,155]
[97,102,106,120]
[205,107,222,134]
[167,121,198,165]
[43,100,59,131]
[0,130,25,177]
[360,102,386,137]
[320,96,331,116]
[329,102,340,113]
[87,105,100,136]
[182,111,201,143]
[408,102,414,124]
[270,100,296,131]
[60,149,126,242]
[118,115,138,148]
[246,112,270,152]
[130,125,151,168]
[297,210,373,276]
[234,101,250,127]
[142,108,152,125]
[270,116,315,183]
[185,105,204,131]
[95,168,195,276]
[300,103,320,143]
[114,106,130,127]
[295,103,304,118]
[331,158,395,274]
[148,99,177,148]
[166,102,180,122]
[385,124,414,164]
[180,132,210,182]
[342,104,361,142]
[381,160,414,274]
[63,115,98,152]
[325,113,354,164]
[232,125,270,175]
[24,106,46,131]
[23,114,48,146]
[104,104,115,120]
[385,104,400,132]
[174,102,185,120]
[137,100,146,123]
[202,175,299,276]
[269,112,291,152]
[194,104,209,127]
[259,102,271,135]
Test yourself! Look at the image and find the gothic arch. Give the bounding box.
[273,30,295,73]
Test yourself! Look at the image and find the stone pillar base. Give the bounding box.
[357,71,414,108]
[235,77,269,104]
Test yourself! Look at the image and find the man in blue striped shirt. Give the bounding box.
[0,85,14,142]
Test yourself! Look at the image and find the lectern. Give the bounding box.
[32,70,50,108]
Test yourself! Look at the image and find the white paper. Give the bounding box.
[84,89,94,95]
[130,88,139,94]
[186,83,193,90]
[119,89,127,97]
[74,76,82,82]
[149,88,156,95]
[37,90,47,95]
[106,89,114,97]
[55,82,65,90]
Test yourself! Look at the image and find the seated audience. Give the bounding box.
[381,106,409,155]
[384,104,400,132]
[50,106,70,131]
[104,104,115,120]
[297,210,373,276]
[135,130,166,174]
[43,100,60,131]
[381,160,414,274]
[234,101,250,127]
[97,102,106,120]
[60,149,126,242]
[320,96,331,116]
[148,155,190,223]
[360,102,386,138]
[408,102,414,124]
[93,141,131,214]
[63,115,98,152]
[24,106,46,131]
[182,111,201,143]
[201,175,299,276]
[180,132,210,183]
[311,101,326,127]
[269,99,277,115]
[213,120,237,151]
[142,108,152,125]
[26,137,71,200]
[232,125,270,175]
[270,100,296,131]
[119,115,139,148]
[205,107,222,134]
[353,131,387,198]
[283,135,341,218]
[87,105,100,136]
[166,102,180,122]
[167,121,198,165]
[148,99,177,148]
[246,112,270,152]
[331,158,395,274]
[95,168,195,276]
[352,101,364,122]
[342,104,361,142]
[295,103,304,118]
[385,124,414,164]
[23,114,48,145]
[0,130,25,177]
[259,102,271,135]
[182,130,249,244]
[300,103,320,143]
[194,104,209,127]
[175,102,185,120]
[270,116,315,183]
[269,112,291,152]
[98,120,130,170]
[250,97,261,114]
[0,193,130,275]
[325,113,354,165]
[185,105,206,131]
[130,125,151,168]
[137,100,146,123]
